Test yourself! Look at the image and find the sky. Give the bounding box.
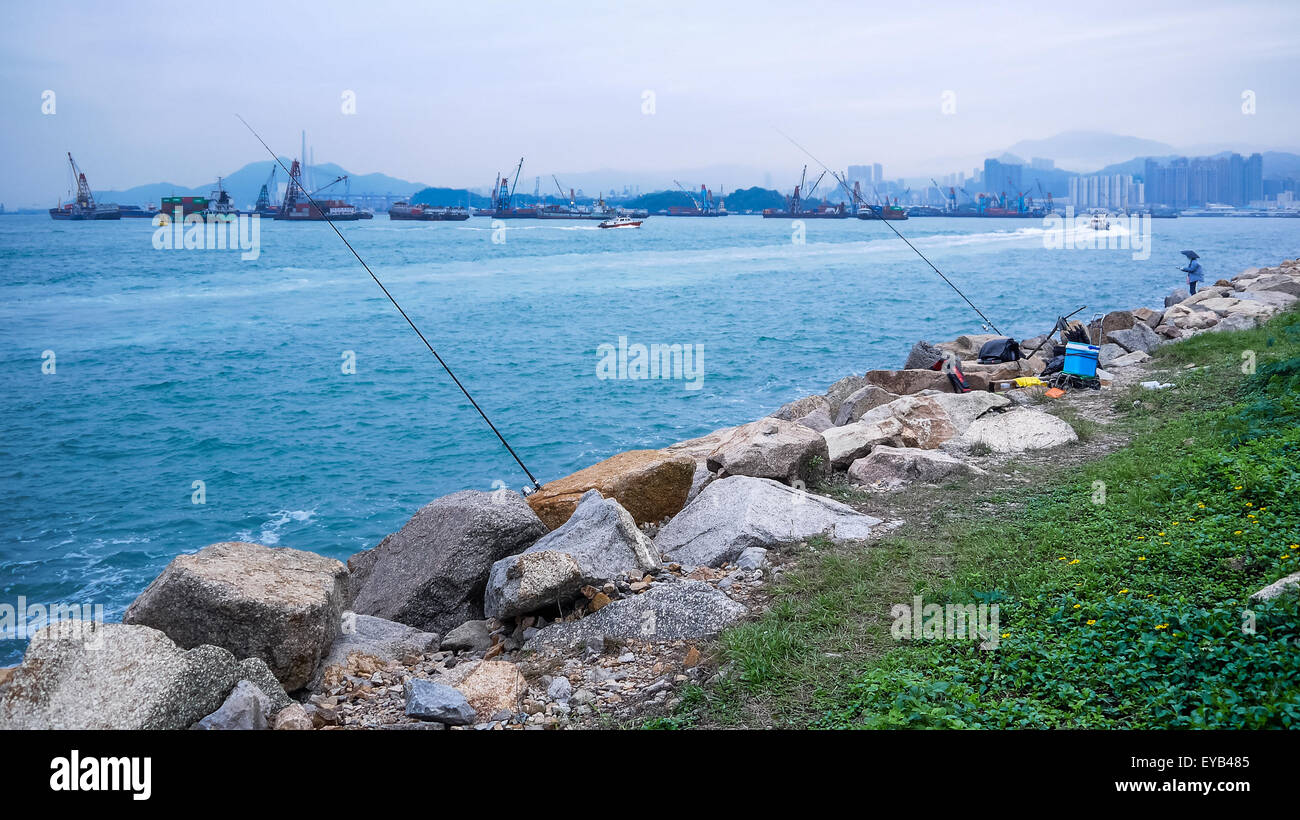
[1,0,1297,206]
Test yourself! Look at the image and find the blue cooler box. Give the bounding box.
[1063,342,1100,378]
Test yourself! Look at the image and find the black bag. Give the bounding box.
[977,337,1021,364]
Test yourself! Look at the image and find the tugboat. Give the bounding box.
[597,215,643,229]
[204,177,240,217]
[1088,211,1111,230]
[48,153,120,220]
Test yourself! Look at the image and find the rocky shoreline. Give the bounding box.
[3,258,1298,731]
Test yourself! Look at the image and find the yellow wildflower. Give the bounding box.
[1086,619,1097,625]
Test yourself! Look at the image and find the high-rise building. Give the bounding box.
[872,163,883,185]
[983,158,1022,195]
[1031,157,1054,170]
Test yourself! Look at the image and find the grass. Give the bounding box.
[657,307,1300,730]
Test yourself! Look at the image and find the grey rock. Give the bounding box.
[903,340,946,370]
[1165,288,1190,307]
[955,408,1078,453]
[348,489,548,634]
[441,620,492,653]
[705,417,830,484]
[484,491,659,620]
[1208,313,1258,333]
[1249,571,1300,603]
[1106,350,1151,368]
[847,445,986,490]
[313,612,440,688]
[833,385,898,426]
[194,680,271,730]
[823,374,870,418]
[238,657,293,713]
[404,678,476,725]
[1097,343,1128,368]
[0,622,240,730]
[735,547,769,571]
[123,541,348,691]
[547,676,572,703]
[1106,321,1162,354]
[1244,273,1300,297]
[655,476,884,568]
[525,582,747,651]
[771,395,833,432]
[685,461,716,504]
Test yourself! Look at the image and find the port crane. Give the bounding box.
[931,178,957,212]
[65,152,97,210]
[672,179,706,212]
[254,165,279,211]
[1036,180,1054,214]
[491,157,525,212]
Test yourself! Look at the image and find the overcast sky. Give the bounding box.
[2,0,1296,205]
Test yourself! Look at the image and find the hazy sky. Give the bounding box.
[2,0,1297,205]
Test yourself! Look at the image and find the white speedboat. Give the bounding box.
[598,216,643,229]
[1089,212,1110,230]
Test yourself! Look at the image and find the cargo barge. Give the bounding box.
[49,153,120,220]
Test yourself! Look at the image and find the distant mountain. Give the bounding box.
[97,160,428,207]
[1002,131,1177,172]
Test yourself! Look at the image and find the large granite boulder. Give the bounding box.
[833,385,898,426]
[865,368,988,394]
[484,490,658,620]
[524,582,747,652]
[847,445,986,490]
[705,417,830,484]
[1243,273,1300,297]
[123,541,348,691]
[954,408,1078,453]
[823,374,871,419]
[821,392,998,466]
[348,490,547,635]
[655,476,884,568]
[1106,321,1162,354]
[1164,288,1190,307]
[526,449,695,530]
[0,622,240,730]
[1160,303,1219,331]
[404,679,476,725]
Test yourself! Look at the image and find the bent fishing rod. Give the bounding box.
[776,129,1005,337]
[237,115,542,492]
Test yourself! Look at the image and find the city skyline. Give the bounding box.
[3,0,1298,207]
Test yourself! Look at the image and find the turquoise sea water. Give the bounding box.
[1,213,1297,663]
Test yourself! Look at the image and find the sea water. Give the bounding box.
[1,213,1296,663]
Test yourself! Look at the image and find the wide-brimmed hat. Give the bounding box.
[1181,250,1199,260]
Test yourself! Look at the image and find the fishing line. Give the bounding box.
[237,115,542,491]
[776,129,1004,336]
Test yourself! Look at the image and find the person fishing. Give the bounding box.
[1181,250,1204,295]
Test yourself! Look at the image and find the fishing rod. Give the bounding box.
[236,115,542,492]
[776,129,1004,336]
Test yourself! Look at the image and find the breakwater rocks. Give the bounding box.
[3,258,1299,730]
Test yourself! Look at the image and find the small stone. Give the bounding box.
[616,652,635,664]
[589,592,612,612]
[547,676,572,703]
[404,678,476,726]
[272,703,313,731]
[683,647,700,669]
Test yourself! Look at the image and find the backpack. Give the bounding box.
[977,337,1021,364]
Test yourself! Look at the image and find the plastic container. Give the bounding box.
[1063,342,1100,378]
